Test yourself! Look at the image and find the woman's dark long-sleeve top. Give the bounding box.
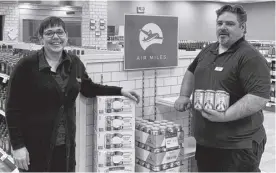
[5,48,122,171]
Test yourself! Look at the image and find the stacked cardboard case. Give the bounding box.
[135,119,195,172]
[92,96,136,173]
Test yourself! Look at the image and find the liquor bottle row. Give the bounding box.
[64,49,85,56]
[0,51,21,76]
[270,83,275,102]
[271,71,276,77]
[0,116,11,155]
[271,62,276,69]
[0,47,85,78]
[0,44,13,51]
[258,47,275,56]
[178,40,213,51]
[250,42,275,56]
[0,86,7,111]
[108,36,124,42]
[270,60,276,79]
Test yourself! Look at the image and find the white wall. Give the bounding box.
[108,1,275,41]
[0,2,19,41]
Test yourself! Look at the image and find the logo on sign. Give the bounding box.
[139,23,163,50]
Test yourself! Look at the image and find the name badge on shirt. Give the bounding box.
[215,67,224,71]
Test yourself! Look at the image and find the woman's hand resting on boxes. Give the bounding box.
[121,89,140,103]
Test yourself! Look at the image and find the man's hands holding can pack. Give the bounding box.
[174,96,192,112]
[174,95,228,122]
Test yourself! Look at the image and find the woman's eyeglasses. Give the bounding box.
[43,30,66,38]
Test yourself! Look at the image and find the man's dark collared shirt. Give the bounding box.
[188,37,270,149]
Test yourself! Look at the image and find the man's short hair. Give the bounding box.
[216,4,247,33]
[38,16,66,37]
[216,4,247,24]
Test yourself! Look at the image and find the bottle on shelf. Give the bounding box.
[0,98,2,111]
[0,47,23,76]
[3,134,11,154]
[0,55,5,74]
[2,96,6,112]
[0,89,5,111]
[270,84,275,102]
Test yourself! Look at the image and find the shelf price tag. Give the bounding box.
[165,136,178,149]
[165,130,179,149]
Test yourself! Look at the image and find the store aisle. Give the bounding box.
[260,110,275,173]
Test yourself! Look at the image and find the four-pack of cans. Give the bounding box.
[92,96,136,173]
[193,89,230,111]
[135,118,190,172]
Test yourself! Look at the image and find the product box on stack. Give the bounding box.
[135,118,195,172]
[92,96,136,173]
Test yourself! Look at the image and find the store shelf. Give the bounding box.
[0,73,9,83]
[182,136,196,161]
[183,148,196,159]
[265,57,276,62]
[156,96,179,107]
[0,110,5,117]
[183,144,196,158]
[266,102,276,107]
[271,79,276,82]
[107,41,124,43]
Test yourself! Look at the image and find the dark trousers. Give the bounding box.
[50,145,66,172]
[20,145,66,172]
[195,138,266,172]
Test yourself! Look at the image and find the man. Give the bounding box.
[174,4,270,172]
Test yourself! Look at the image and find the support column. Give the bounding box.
[82,0,108,50]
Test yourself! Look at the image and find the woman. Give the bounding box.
[5,16,139,172]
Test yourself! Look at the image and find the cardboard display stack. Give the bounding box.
[92,96,135,173]
[135,118,195,172]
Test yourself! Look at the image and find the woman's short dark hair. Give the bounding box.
[216,4,247,24]
[38,16,66,37]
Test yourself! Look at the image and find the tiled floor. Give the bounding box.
[260,110,276,173]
